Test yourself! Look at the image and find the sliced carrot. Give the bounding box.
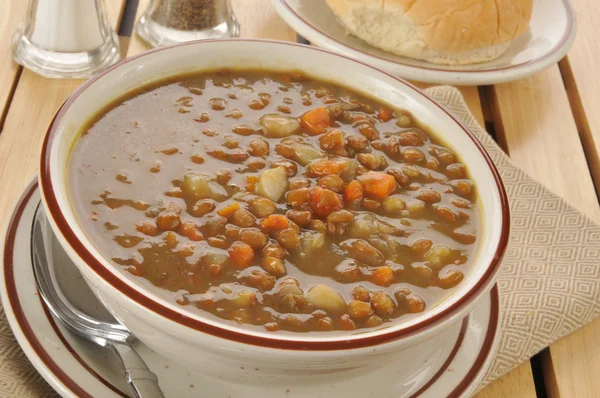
[245,175,258,192]
[300,107,331,135]
[378,107,393,122]
[306,159,344,177]
[259,214,290,232]
[228,241,255,269]
[358,171,397,200]
[309,186,344,218]
[344,180,364,202]
[217,202,240,218]
[371,267,395,286]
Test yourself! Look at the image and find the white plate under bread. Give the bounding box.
[271,0,576,85]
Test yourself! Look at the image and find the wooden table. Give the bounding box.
[1,1,598,396]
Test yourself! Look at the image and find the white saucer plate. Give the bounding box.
[270,0,576,85]
[0,181,500,397]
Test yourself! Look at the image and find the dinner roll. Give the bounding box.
[325,0,533,65]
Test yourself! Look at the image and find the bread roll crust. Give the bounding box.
[325,0,533,65]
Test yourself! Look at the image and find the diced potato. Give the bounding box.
[382,197,406,215]
[256,167,288,202]
[259,114,301,137]
[182,173,228,201]
[338,159,358,183]
[424,245,453,268]
[306,284,346,312]
[347,214,379,238]
[203,251,228,265]
[292,144,325,166]
[298,231,325,257]
[407,199,426,215]
[395,112,412,127]
[231,290,258,308]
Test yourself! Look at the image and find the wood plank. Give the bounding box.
[0,0,27,130]
[540,319,600,398]
[491,66,600,221]
[125,0,151,56]
[232,0,297,42]
[0,0,127,229]
[476,362,537,398]
[561,0,600,195]
[491,64,600,397]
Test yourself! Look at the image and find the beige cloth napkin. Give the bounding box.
[1,86,599,396]
[423,86,600,389]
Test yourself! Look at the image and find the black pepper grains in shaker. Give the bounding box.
[151,0,219,31]
[136,0,240,47]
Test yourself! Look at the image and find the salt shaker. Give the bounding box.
[135,0,240,48]
[12,0,121,79]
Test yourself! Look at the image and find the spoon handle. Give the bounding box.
[109,342,165,398]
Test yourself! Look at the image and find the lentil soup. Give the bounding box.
[67,70,479,334]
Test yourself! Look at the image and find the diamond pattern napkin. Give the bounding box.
[1,86,599,396]
[423,86,600,389]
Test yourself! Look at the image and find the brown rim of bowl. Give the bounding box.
[40,38,510,351]
[277,0,575,74]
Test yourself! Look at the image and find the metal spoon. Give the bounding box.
[31,204,165,398]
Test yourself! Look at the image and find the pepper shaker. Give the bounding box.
[12,0,121,79]
[135,0,240,48]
